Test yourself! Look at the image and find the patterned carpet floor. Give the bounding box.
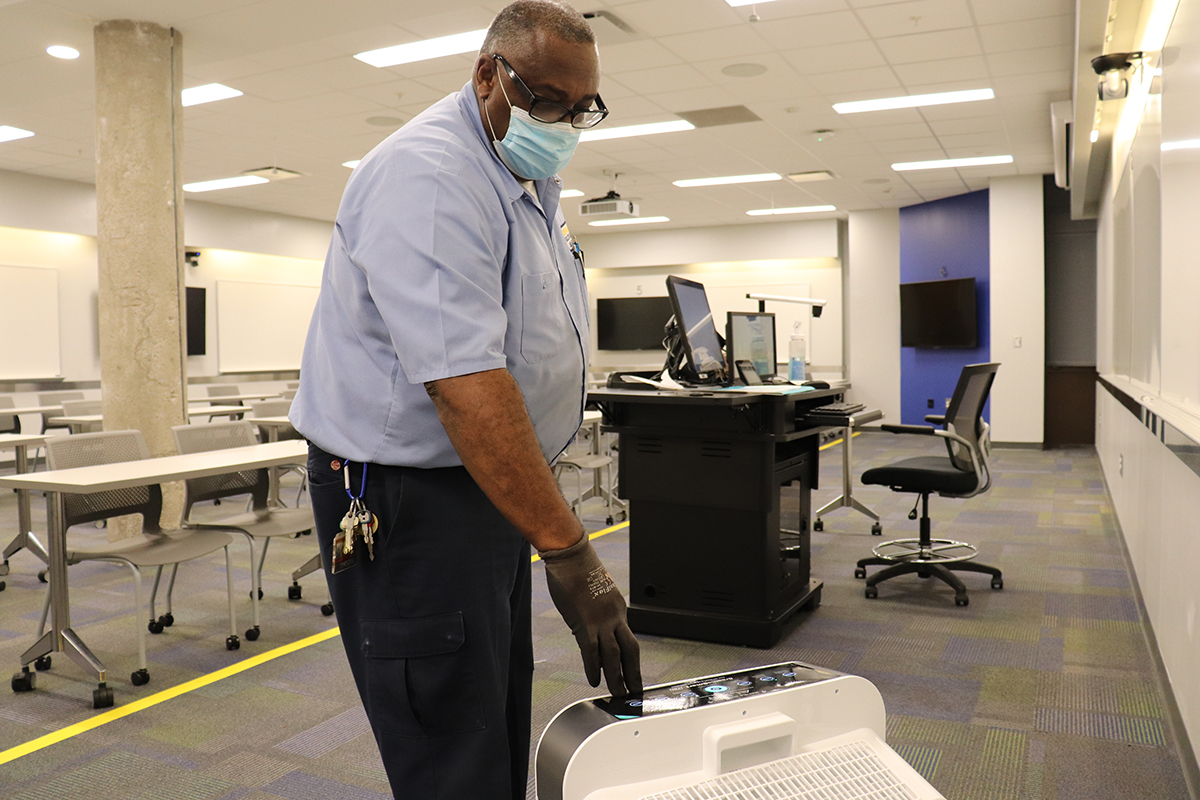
[0,431,1192,800]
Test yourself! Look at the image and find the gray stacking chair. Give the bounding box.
[285,381,299,389]
[204,384,243,421]
[32,390,84,470]
[249,398,306,504]
[173,421,329,641]
[60,398,104,432]
[0,396,19,435]
[41,430,240,688]
[280,388,297,400]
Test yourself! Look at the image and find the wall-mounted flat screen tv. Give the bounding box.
[596,296,674,350]
[900,277,978,348]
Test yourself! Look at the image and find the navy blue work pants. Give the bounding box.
[308,444,533,800]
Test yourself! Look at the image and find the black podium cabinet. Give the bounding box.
[589,387,846,648]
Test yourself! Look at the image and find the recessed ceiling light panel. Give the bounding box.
[833,88,994,114]
[579,120,694,142]
[721,62,767,78]
[725,0,782,6]
[746,205,836,216]
[0,125,35,143]
[891,155,1013,171]
[181,83,243,107]
[343,160,362,169]
[560,189,585,197]
[355,29,488,68]
[183,175,269,193]
[588,216,670,227]
[46,45,80,59]
[786,170,834,183]
[674,173,781,187]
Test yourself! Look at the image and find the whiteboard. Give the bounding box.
[216,281,318,373]
[0,264,60,379]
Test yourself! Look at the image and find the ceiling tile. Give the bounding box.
[779,40,887,75]
[809,66,903,96]
[875,27,982,64]
[750,11,872,50]
[977,15,1074,54]
[968,0,1074,26]
[656,26,774,62]
[598,39,686,73]
[856,0,974,39]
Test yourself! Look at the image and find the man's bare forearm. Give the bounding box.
[426,369,584,552]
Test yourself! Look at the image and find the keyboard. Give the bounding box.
[638,740,920,800]
[806,402,865,417]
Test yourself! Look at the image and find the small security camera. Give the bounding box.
[1092,52,1143,101]
[185,250,200,267]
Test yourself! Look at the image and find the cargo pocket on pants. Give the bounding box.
[360,612,486,738]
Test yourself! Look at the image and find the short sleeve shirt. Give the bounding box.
[289,83,589,468]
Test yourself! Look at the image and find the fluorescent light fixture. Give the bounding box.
[0,125,35,143]
[588,216,670,227]
[1162,139,1200,151]
[46,45,79,59]
[181,83,243,107]
[1141,0,1181,52]
[183,175,269,193]
[674,172,781,187]
[1090,130,1100,143]
[580,120,694,142]
[355,29,487,68]
[560,189,585,198]
[834,88,994,115]
[786,170,834,183]
[343,160,362,169]
[725,0,782,5]
[746,205,836,216]
[892,155,1013,171]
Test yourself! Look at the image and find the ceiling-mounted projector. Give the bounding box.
[579,190,639,220]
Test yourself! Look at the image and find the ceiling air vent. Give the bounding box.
[583,11,637,45]
[241,166,302,181]
[676,106,762,128]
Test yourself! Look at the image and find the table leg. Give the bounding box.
[267,427,280,507]
[814,423,880,524]
[3,445,49,573]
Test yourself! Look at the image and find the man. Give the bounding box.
[289,2,641,798]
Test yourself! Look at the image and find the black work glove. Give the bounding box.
[541,532,642,698]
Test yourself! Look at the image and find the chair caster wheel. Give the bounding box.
[0,580,5,592]
[148,619,164,634]
[34,655,51,671]
[321,602,335,616]
[871,523,882,536]
[130,669,150,686]
[38,570,48,583]
[606,516,614,526]
[813,519,824,532]
[12,668,36,692]
[991,577,1003,590]
[864,586,877,599]
[226,635,240,651]
[159,613,174,627]
[955,596,970,607]
[249,588,263,600]
[854,568,866,579]
[93,682,114,709]
[245,627,260,641]
[288,583,302,600]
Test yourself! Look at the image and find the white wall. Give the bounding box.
[846,209,901,425]
[577,218,839,268]
[0,169,330,384]
[988,176,1045,444]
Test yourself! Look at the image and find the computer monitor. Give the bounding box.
[665,276,728,385]
[726,311,776,379]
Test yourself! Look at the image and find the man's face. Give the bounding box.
[475,30,601,144]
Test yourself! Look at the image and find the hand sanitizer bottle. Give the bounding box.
[788,323,807,382]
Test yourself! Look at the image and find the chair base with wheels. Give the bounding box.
[855,491,1001,606]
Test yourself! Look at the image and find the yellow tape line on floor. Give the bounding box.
[820,431,861,452]
[0,626,342,765]
[531,519,629,564]
[0,519,634,765]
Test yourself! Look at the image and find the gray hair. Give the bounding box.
[481,0,595,57]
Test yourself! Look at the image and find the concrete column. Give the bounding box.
[94,20,187,532]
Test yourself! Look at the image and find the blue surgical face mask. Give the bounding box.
[484,77,581,181]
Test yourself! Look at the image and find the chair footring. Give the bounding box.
[870,537,980,564]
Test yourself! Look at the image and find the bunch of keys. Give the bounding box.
[330,461,378,574]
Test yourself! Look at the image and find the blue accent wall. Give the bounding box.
[899,190,991,425]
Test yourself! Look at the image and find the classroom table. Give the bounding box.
[245,416,301,507]
[812,408,886,534]
[0,439,309,708]
[0,433,50,585]
[49,405,248,433]
[187,392,282,404]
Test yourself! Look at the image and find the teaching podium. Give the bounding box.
[589,386,849,648]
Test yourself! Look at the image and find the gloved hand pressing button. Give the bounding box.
[540,532,642,698]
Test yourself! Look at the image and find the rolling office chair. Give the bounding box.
[855,362,1003,607]
[0,397,19,435]
[173,421,330,641]
[38,430,241,688]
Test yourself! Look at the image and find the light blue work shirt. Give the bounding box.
[290,83,589,468]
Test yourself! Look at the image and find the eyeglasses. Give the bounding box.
[492,54,608,129]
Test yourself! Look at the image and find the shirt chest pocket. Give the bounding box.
[520,271,568,364]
